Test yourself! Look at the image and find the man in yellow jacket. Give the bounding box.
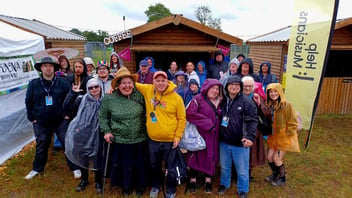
[135,71,186,198]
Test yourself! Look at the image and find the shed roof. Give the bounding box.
[129,14,242,46]
[0,14,86,41]
[247,17,352,43]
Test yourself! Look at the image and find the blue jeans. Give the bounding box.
[219,141,249,193]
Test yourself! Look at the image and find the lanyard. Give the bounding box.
[40,76,56,96]
[153,89,163,111]
[225,98,235,116]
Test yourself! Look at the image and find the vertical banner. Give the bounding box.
[285,0,339,147]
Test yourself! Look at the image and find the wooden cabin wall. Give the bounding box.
[248,43,286,82]
[316,77,352,114]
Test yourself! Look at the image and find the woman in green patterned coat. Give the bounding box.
[99,68,148,196]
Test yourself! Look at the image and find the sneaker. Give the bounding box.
[166,193,176,198]
[95,183,103,194]
[73,169,81,179]
[24,170,40,180]
[149,187,159,198]
[204,182,212,193]
[217,185,228,196]
[76,180,89,192]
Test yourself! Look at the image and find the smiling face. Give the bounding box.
[241,63,250,75]
[170,61,178,72]
[243,80,254,96]
[153,75,168,93]
[207,85,220,100]
[261,64,269,74]
[227,82,241,98]
[88,83,101,98]
[269,89,280,101]
[229,63,238,73]
[118,77,134,96]
[140,65,149,74]
[186,62,194,73]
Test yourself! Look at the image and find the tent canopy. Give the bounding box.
[0,21,44,57]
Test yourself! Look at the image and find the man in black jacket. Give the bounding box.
[24,57,76,180]
[217,76,258,198]
[206,50,228,80]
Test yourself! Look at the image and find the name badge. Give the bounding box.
[221,116,229,127]
[150,112,157,123]
[45,95,53,106]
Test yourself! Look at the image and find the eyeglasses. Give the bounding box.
[88,85,100,90]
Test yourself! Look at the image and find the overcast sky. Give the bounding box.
[1,0,351,40]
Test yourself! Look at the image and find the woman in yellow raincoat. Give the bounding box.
[265,83,300,186]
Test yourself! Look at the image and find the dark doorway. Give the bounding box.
[135,51,212,72]
[325,50,352,77]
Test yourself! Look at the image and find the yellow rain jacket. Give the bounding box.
[266,83,300,152]
[135,81,186,142]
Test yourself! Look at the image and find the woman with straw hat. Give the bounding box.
[99,68,148,197]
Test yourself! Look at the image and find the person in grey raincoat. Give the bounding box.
[65,78,104,194]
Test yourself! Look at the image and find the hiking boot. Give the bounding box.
[95,183,102,194]
[76,180,89,192]
[265,173,278,183]
[189,181,196,193]
[24,170,40,180]
[149,187,159,198]
[271,176,286,186]
[238,191,248,198]
[204,182,212,193]
[271,164,286,186]
[73,169,81,179]
[217,185,228,196]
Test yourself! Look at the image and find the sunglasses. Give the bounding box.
[88,85,100,90]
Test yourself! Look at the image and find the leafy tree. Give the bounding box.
[70,28,82,35]
[145,3,172,22]
[195,6,222,31]
[195,6,211,25]
[69,29,109,42]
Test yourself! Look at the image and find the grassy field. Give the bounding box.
[1,114,351,197]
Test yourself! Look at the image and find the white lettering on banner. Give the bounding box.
[104,30,132,45]
[0,56,39,92]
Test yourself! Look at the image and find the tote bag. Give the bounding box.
[179,99,206,151]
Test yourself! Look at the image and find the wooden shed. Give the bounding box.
[0,14,86,59]
[105,14,242,72]
[247,17,352,114]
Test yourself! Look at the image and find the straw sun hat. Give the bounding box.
[111,67,138,89]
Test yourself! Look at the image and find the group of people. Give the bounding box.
[25,50,300,198]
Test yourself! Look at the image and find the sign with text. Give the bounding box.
[0,56,39,94]
[285,0,338,147]
[104,30,132,45]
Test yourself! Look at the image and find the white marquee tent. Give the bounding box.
[0,21,45,165]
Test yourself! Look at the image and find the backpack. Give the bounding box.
[166,147,188,186]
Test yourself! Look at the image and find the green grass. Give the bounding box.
[1,115,351,197]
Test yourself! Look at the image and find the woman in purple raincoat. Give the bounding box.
[186,78,223,193]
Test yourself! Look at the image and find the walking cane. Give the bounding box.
[102,137,113,198]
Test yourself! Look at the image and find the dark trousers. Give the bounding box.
[81,168,102,184]
[109,141,148,192]
[32,119,79,172]
[148,139,176,194]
